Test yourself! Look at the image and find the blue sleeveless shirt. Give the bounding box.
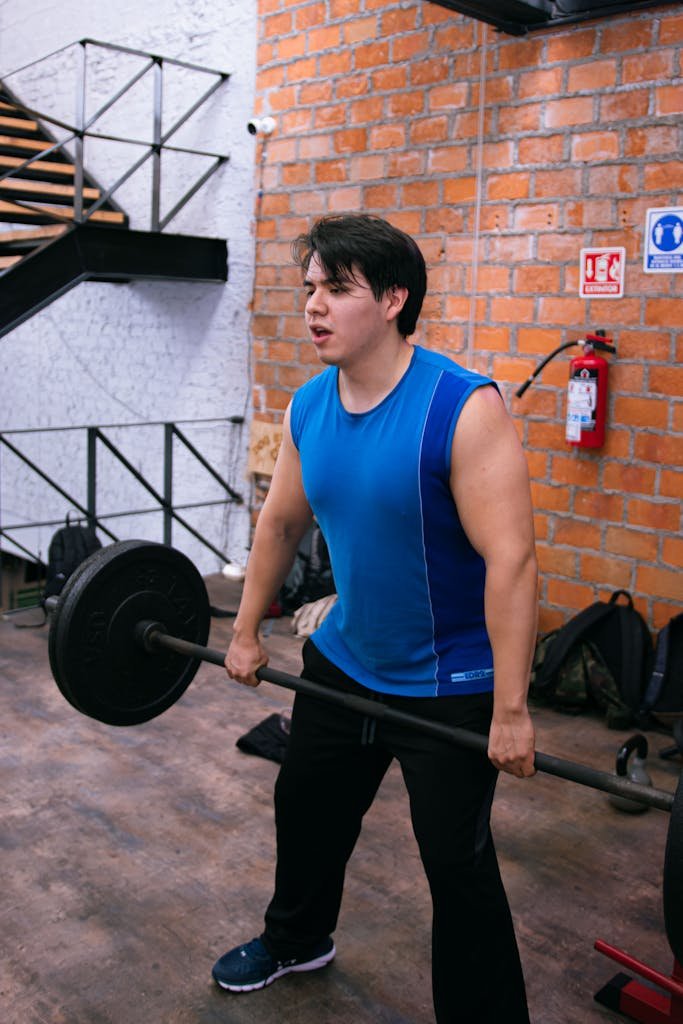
[290,345,495,697]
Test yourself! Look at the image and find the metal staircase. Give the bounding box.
[0,40,231,338]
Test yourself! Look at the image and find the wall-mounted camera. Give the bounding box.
[247,116,276,136]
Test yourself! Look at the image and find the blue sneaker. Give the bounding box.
[212,936,336,992]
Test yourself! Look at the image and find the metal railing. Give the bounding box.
[1,38,231,231]
[0,417,245,603]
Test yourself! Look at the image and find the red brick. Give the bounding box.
[605,526,658,561]
[335,75,368,100]
[634,433,682,466]
[603,463,657,495]
[624,125,679,158]
[653,602,683,630]
[537,544,578,577]
[295,3,326,29]
[514,204,559,231]
[349,96,383,123]
[343,15,378,44]
[545,96,594,129]
[662,536,683,568]
[427,82,469,111]
[636,566,683,603]
[601,19,653,51]
[314,160,347,183]
[574,491,624,522]
[555,519,602,550]
[661,470,683,500]
[517,68,562,100]
[333,127,367,154]
[613,396,669,430]
[552,454,600,487]
[277,34,306,60]
[487,172,530,201]
[498,102,543,133]
[530,482,571,512]
[517,135,565,165]
[581,553,632,590]
[498,38,544,70]
[660,12,683,43]
[546,578,597,611]
[528,419,569,452]
[364,183,399,208]
[434,22,476,52]
[354,41,390,70]
[627,499,680,531]
[381,7,418,34]
[319,51,353,77]
[538,606,567,633]
[410,116,449,145]
[513,265,560,294]
[369,123,406,150]
[263,11,292,38]
[567,60,617,92]
[572,132,620,162]
[392,31,431,62]
[386,91,424,118]
[656,84,683,116]
[372,66,407,92]
[538,296,587,323]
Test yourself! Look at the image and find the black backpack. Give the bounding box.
[279,523,335,615]
[44,515,102,600]
[532,590,653,724]
[639,613,683,732]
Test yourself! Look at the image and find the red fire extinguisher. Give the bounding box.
[516,330,616,449]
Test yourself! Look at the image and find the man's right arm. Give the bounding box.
[226,403,314,687]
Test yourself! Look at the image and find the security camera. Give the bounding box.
[247,116,276,136]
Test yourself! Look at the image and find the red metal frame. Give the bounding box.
[595,940,683,1024]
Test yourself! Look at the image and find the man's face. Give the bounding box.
[303,252,395,368]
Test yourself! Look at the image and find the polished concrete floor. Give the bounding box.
[1,571,680,1024]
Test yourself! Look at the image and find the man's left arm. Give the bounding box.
[450,384,538,778]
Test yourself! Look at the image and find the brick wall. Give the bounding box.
[251,0,683,633]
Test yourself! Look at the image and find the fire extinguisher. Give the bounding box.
[515,330,616,449]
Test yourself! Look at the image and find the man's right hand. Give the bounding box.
[225,632,269,688]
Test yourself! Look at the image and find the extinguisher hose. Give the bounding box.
[515,341,578,398]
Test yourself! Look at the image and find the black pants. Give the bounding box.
[262,640,530,1024]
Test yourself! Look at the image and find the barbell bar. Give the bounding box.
[42,539,683,963]
[139,621,674,813]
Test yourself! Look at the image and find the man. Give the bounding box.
[213,214,538,1023]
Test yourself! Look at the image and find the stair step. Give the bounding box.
[0,177,99,203]
[0,154,75,181]
[0,114,40,135]
[0,134,55,156]
[0,223,67,253]
[0,199,126,225]
[0,99,35,120]
[0,224,68,242]
[0,253,22,269]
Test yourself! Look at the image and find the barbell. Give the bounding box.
[43,539,683,964]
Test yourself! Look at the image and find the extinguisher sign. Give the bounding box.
[579,247,625,298]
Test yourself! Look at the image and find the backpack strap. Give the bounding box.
[640,620,671,715]
[615,601,647,712]
[535,601,614,689]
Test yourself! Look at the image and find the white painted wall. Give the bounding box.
[0,0,257,578]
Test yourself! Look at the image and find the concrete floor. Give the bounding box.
[1,571,681,1024]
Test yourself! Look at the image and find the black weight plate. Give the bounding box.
[49,540,210,726]
[49,543,116,716]
[663,769,683,964]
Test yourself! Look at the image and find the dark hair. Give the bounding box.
[292,214,427,337]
